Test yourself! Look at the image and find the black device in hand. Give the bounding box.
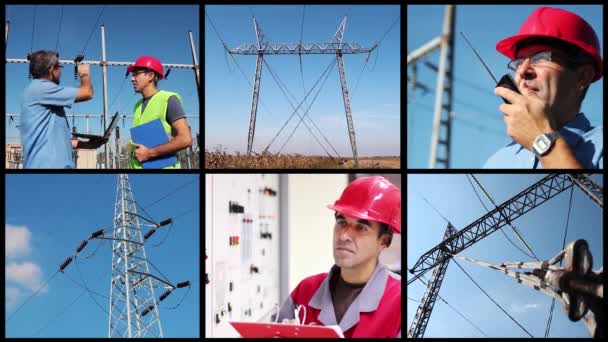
[74,54,85,79]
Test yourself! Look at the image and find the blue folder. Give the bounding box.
[130,119,177,169]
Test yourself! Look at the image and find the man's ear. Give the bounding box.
[577,64,595,91]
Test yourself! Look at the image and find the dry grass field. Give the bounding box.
[205,149,400,169]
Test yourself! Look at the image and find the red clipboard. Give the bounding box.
[229,321,344,338]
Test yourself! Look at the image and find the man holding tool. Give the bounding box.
[274,176,401,338]
[484,7,603,169]
[126,56,192,169]
[20,50,103,169]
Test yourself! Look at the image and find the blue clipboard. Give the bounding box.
[130,119,177,169]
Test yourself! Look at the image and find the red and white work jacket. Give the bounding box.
[276,263,401,338]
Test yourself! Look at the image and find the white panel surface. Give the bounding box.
[205,174,280,337]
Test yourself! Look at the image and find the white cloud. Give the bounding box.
[6,262,48,293]
[5,287,22,312]
[5,224,32,258]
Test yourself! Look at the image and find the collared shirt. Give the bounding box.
[483,113,603,169]
[275,263,401,338]
[20,79,78,168]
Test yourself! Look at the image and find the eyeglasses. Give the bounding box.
[54,64,64,69]
[132,70,151,77]
[507,51,566,72]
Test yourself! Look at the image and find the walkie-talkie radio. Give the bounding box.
[460,32,520,104]
[74,54,85,79]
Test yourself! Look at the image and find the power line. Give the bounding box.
[74,257,110,316]
[29,5,37,52]
[414,275,488,337]
[6,270,60,322]
[78,5,106,55]
[55,5,64,51]
[465,174,536,260]
[452,259,534,337]
[204,9,230,51]
[415,189,451,225]
[469,174,541,261]
[262,57,337,154]
[205,9,282,128]
[33,289,87,336]
[264,58,340,159]
[375,14,400,47]
[408,99,503,136]
[143,177,199,209]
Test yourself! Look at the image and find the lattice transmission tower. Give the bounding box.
[230,16,377,167]
[107,174,188,337]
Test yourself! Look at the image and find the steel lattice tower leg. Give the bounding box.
[247,52,263,156]
[336,51,359,168]
[108,174,164,337]
[408,222,457,338]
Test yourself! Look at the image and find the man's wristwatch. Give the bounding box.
[531,131,560,156]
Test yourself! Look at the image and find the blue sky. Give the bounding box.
[5,5,200,148]
[5,174,200,337]
[406,174,603,337]
[407,5,604,168]
[205,5,400,157]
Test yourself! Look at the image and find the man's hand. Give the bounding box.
[494,86,556,150]
[133,143,153,163]
[77,63,90,76]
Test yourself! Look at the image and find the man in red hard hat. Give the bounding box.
[485,6,603,169]
[274,176,401,338]
[127,56,192,168]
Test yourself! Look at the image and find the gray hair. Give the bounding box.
[29,50,59,79]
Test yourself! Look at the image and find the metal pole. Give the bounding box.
[188,30,200,90]
[187,125,192,169]
[5,20,9,49]
[101,25,109,169]
[428,5,454,168]
[115,126,120,169]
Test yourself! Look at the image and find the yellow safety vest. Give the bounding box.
[130,90,182,169]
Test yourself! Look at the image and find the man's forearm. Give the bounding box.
[148,136,191,159]
[538,138,584,169]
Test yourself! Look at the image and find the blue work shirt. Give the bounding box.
[20,79,78,168]
[484,113,603,169]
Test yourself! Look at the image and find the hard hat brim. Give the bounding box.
[126,65,164,79]
[327,204,401,234]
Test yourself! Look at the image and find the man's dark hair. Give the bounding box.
[378,222,393,248]
[515,37,596,108]
[29,50,59,79]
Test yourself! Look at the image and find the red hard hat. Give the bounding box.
[127,56,164,79]
[496,7,603,82]
[327,176,401,234]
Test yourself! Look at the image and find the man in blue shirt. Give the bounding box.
[484,7,603,169]
[20,50,102,168]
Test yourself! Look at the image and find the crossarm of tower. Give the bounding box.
[407,174,575,285]
[129,270,175,289]
[229,42,374,55]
